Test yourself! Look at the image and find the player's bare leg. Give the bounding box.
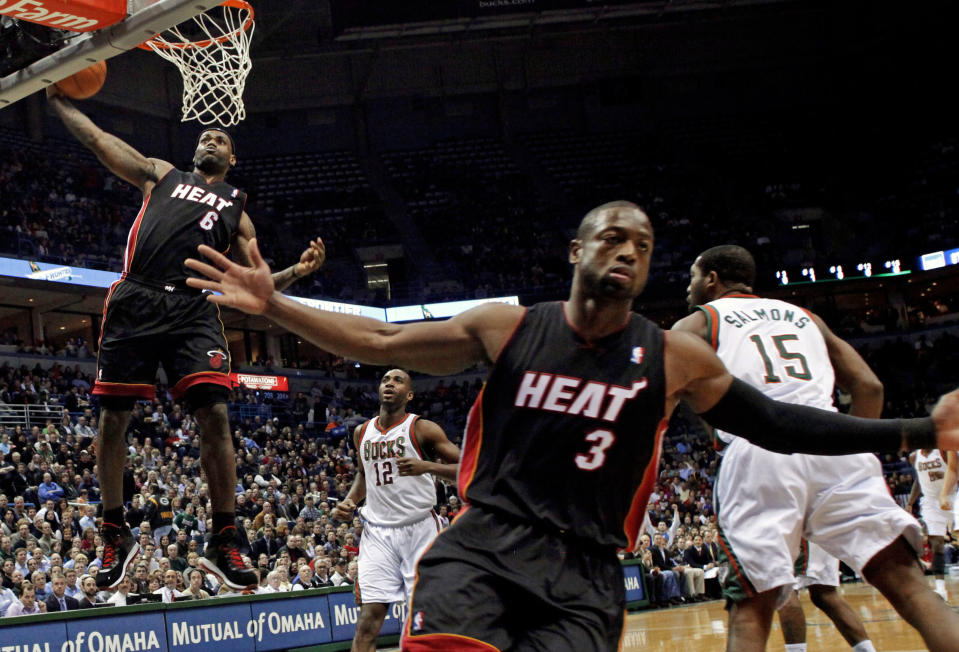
[864,536,959,651]
[97,407,133,515]
[195,403,236,515]
[726,589,778,652]
[929,535,949,600]
[353,602,388,652]
[195,401,257,589]
[94,406,140,589]
[808,584,873,649]
[777,590,806,651]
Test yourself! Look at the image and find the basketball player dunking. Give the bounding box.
[185,201,959,651]
[675,245,958,651]
[332,369,460,652]
[908,447,957,601]
[47,86,324,592]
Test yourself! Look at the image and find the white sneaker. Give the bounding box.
[935,588,949,602]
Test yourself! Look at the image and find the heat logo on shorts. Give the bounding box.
[207,349,226,369]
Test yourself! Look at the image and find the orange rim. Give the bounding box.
[137,0,253,51]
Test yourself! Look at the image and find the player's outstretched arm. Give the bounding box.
[46,88,169,193]
[665,330,947,455]
[185,239,524,375]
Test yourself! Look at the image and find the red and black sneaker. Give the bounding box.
[199,527,257,591]
[96,523,140,589]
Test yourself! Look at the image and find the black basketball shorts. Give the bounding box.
[92,279,231,400]
[401,505,626,652]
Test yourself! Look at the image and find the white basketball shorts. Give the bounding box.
[716,437,921,601]
[795,539,840,590]
[357,511,441,605]
[920,496,953,537]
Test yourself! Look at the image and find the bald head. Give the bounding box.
[576,201,646,240]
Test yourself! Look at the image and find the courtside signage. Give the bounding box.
[64,611,167,652]
[229,373,289,391]
[166,603,254,652]
[623,563,645,602]
[0,619,66,652]
[327,593,407,640]
[249,594,332,649]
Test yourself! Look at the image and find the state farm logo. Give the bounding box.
[0,1,102,31]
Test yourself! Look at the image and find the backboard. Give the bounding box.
[0,0,212,108]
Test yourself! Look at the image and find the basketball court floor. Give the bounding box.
[385,578,958,651]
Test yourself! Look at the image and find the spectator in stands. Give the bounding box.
[37,472,64,503]
[75,574,101,608]
[5,581,45,616]
[649,535,684,605]
[45,571,79,611]
[106,576,133,606]
[0,580,18,615]
[154,569,183,603]
[182,568,210,600]
[330,559,350,586]
[257,570,280,594]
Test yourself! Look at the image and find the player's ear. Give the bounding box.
[569,239,583,264]
[229,154,236,168]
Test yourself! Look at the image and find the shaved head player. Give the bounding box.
[186,201,959,650]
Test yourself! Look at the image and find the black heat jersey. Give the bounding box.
[458,301,667,549]
[123,168,246,285]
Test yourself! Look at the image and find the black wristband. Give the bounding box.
[901,417,936,451]
[700,377,906,455]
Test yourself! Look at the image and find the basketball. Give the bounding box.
[55,61,107,100]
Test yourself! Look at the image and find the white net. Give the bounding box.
[143,1,254,127]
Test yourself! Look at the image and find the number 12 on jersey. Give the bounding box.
[372,460,394,486]
[748,333,812,383]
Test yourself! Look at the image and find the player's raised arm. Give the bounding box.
[231,214,324,291]
[664,329,958,454]
[46,88,168,193]
[185,238,524,376]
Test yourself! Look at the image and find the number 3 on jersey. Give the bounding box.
[575,429,615,471]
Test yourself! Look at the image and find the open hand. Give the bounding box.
[293,238,325,278]
[185,238,275,315]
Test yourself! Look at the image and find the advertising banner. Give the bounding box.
[64,611,168,652]
[249,593,333,650]
[166,603,256,652]
[229,374,290,391]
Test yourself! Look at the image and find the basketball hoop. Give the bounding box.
[138,0,254,127]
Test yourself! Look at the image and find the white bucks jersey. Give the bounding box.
[359,413,436,526]
[700,295,835,444]
[915,449,947,498]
